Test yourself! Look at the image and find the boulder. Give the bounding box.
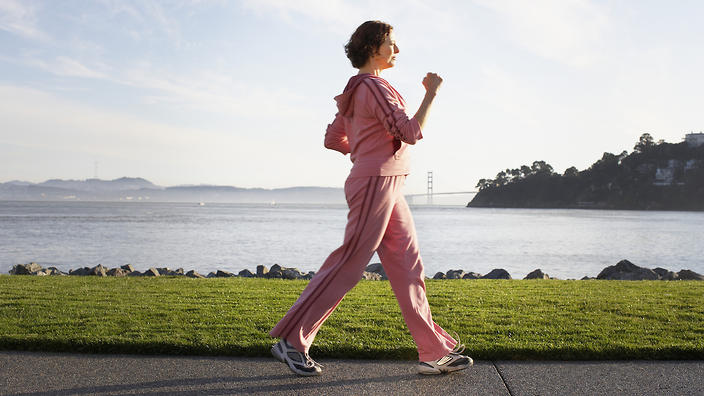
[69,267,91,276]
[581,276,595,280]
[281,268,304,280]
[266,265,283,279]
[161,268,184,276]
[215,270,235,278]
[596,260,658,280]
[238,269,255,278]
[653,267,679,280]
[156,267,171,275]
[143,268,160,277]
[676,269,704,280]
[462,272,482,279]
[185,270,205,278]
[481,269,512,279]
[127,270,143,277]
[256,265,269,277]
[10,262,43,275]
[206,272,217,278]
[35,269,49,276]
[445,269,465,279]
[524,269,550,280]
[89,265,108,277]
[46,267,67,276]
[121,264,134,272]
[362,271,382,281]
[107,268,127,277]
[303,271,316,280]
[433,272,446,280]
[365,263,387,280]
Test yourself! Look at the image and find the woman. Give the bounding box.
[270,20,472,376]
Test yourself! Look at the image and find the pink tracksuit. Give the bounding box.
[269,74,456,362]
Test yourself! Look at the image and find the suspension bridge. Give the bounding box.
[404,172,478,205]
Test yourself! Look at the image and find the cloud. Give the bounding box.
[0,84,256,175]
[5,55,108,80]
[52,56,109,79]
[239,0,460,38]
[0,0,49,41]
[5,51,315,121]
[474,0,610,67]
[240,0,362,32]
[115,63,318,120]
[0,84,199,149]
[97,0,184,44]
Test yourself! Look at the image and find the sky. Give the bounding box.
[1,0,703,194]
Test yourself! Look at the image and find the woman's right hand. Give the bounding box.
[422,72,443,95]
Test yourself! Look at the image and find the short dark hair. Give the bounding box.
[344,21,393,68]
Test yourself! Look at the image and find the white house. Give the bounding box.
[654,159,681,186]
[685,132,704,147]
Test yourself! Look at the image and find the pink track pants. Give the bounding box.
[269,175,456,362]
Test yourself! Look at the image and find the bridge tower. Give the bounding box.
[427,171,433,205]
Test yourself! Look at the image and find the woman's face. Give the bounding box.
[372,31,399,70]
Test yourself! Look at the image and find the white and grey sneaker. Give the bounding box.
[271,338,322,376]
[417,340,473,375]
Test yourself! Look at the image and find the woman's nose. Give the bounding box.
[394,45,400,54]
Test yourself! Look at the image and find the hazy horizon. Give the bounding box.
[0,176,346,189]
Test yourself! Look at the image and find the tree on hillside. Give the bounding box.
[494,170,508,187]
[520,165,532,178]
[589,152,620,173]
[531,160,554,175]
[563,166,579,177]
[476,178,491,191]
[509,168,521,181]
[469,134,704,210]
[634,133,655,153]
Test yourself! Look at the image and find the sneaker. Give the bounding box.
[271,338,322,376]
[417,339,473,375]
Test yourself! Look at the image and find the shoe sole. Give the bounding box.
[418,357,474,375]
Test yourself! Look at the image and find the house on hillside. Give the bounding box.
[685,132,704,147]
[654,160,680,186]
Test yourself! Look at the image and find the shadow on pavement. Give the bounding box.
[7,372,430,396]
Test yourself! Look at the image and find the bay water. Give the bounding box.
[1,201,702,279]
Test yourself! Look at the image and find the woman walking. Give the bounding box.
[270,20,472,376]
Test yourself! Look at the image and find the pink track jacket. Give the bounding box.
[324,74,423,177]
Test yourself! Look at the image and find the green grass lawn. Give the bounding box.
[0,276,702,360]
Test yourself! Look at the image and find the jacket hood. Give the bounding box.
[334,74,373,117]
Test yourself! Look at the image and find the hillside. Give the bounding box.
[468,134,704,210]
[0,178,345,204]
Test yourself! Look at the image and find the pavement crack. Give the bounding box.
[492,361,514,396]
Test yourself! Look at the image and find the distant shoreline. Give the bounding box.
[0,177,347,204]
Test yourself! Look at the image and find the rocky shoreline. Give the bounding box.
[6,260,704,281]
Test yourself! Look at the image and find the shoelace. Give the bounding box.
[304,353,323,368]
[450,331,466,355]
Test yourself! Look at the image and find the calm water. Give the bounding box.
[1,201,702,279]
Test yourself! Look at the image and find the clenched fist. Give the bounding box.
[422,72,443,94]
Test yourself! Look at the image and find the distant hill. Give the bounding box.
[37,177,157,192]
[0,177,345,204]
[468,134,704,211]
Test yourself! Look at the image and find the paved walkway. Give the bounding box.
[0,351,702,395]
